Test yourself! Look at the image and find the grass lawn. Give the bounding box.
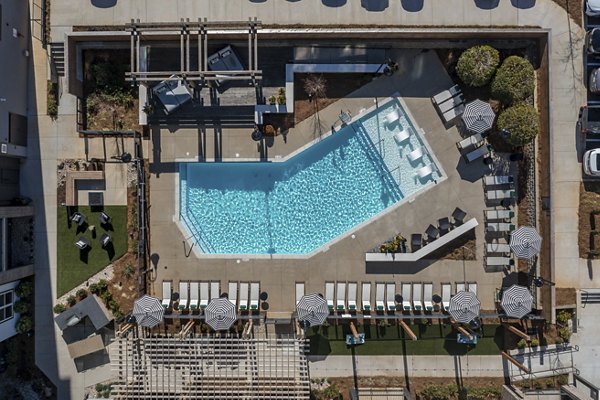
[57,206,128,296]
[306,323,503,356]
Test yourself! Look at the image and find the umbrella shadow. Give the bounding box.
[455,156,489,183]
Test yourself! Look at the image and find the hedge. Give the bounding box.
[491,56,535,105]
[456,45,500,87]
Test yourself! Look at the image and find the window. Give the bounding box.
[0,291,14,323]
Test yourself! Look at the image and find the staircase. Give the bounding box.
[581,290,600,306]
[50,43,65,76]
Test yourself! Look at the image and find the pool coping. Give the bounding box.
[173,93,447,259]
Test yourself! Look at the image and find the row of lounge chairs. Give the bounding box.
[432,84,465,124]
[411,207,467,251]
[162,281,260,311]
[483,175,516,269]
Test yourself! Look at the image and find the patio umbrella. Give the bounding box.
[462,99,495,134]
[132,295,165,328]
[205,297,237,331]
[296,293,329,326]
[501,285,533,319]
[509,226,542,259]
[448,290,481,324]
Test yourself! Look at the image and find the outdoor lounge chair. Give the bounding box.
[228,282,238,308]
[250,283,260,310]
[71,212,86,226]
[432,84,461,105]
[178,281,189,311]
[100,233,111,248]
[296,282,305,305]
[452,207,467,226]
[425,224,439,242]
[456,133,485,151]
[438,217,451,235]
[162,281,172,308]
[438,93,465,114]
[99,211,111,225]
[416,164,435,180]
[74,237,90,250]
[485,189,516,201]
[423,283,433,312]
[362,282,372,311]
[456,282,466,293]
[189,282,199,310]
[468,282,477,295]
[411,234,423,252]
[464,144,493,164]
[239,283,249,311]
[348,282,357,311]
[407,146,426,163]
[393,127,411,144]
[386,283,396,311]
[336,282,346,311]
[375,283,385,311]
[486,222,515,233]
[485,209,514,221]
[486,257,514,268]
[385,109,401,126]
[412,283,423,312]
[483,175,514,186]
[325,282,335,311]
[441,283,451,312]
[486,242,511,253]
[200,282,209,309]
[401,283,411,312]
[442,103,465,124]
[210,282,220,299]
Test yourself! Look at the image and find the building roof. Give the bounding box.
[54,294,113,331]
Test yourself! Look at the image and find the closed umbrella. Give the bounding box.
[462,99,495,134]
[448,290,481,324]
[296,293,329,326]
[132,295,165,328]
[205,297,237,331]
[501,285,533,319]
[510,226,542,259]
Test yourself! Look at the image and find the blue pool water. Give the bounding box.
[180,99,441,254]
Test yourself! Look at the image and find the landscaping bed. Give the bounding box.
[578,182,600,258]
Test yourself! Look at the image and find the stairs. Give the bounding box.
[50,43,65,76]
[581,290,600,306]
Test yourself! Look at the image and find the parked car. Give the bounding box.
[586,28,600,55]
[590,68,600,94]
[583,148,600,176]
[587,0,600,16]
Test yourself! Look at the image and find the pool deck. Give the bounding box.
[149,49,507,311]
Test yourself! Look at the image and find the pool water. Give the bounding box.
[180,99,441,254]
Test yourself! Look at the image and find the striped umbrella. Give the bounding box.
[296,293,329,326]
[132,295,165,328]
[462,99,495,134]
[510,226,542,259]
[501,285,533,319]
[205,297,237,331]
[448,291,481,324]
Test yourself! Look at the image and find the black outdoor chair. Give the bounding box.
[411,234,423,252]
[438,217,451,235]
[100,233,112,248]
[425,224,439,242]
[452,207,467,226]
[74,236,90,250]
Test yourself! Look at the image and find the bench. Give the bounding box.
[65,170,105,206]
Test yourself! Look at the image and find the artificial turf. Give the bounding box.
[57,206,128,296]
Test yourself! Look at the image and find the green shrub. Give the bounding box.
[89,283,100,294]
[530,338,540,347]
[419,384,458,400]
[456,45,500,87]
[66,295,77,307]
[491,56,535,105]
[15,281,33,299]
[517,338,527,349]
[76,288,88,300]
[47,81,58,118]
[97,279,109,292]
[88,62,129,95]
[497,103,539,146]
[53,304,66,314]
[558,327,572,342]
[465,386,503,400]
[13,300,30,314]
[557,310,572,324]
[16,315,32,334]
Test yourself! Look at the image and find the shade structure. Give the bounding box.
[501,285,533,319]
[510,226,542,259]
[448,291,481,324]
[133,295,165,328]
[296,293,329,326]
[205,297,237,331]
[462,99,495,134]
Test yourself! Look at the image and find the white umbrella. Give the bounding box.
[205,297,237,331]
[296,293,329,326]
[510,226,542,259]
[462,99,495,134]
[132,295,164,328]
[448,291,481,324]
[501,285,533,319]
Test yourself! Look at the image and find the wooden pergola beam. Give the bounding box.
[502,351,530,374]
[503,323,531,341]
[349,322,360,339]
[399,321,418,341]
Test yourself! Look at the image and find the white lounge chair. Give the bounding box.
[486,242,511,253]
[200,282,209,309]
[464,144,493,164]
[486,222,515,233]
[348,282,357,311]
[456,133,485,151]
[441,283,451,312]
[485,189,516,201]
[468,282,477,295]
[407,146,426,163]
[375,283,385,311]
[432,84,461,105]
[336,282,346,311]
[296,282,305,305]
[442,103,465,123]
[423,283,433,312]
[393,127,411,144]
[189,282,199,310]
[250,283,260,310]
[456,282,466,294]
[401,283,411,312]
[412,283,423,311]
[325,282,335,311]
[416,164,435,180]
[438,93,465,114]
[484,175,514,186]
[485,209,514,221]
[386,283,396,311]
[385,109,401,125]
[486,257,513,267]
[362,282,372,311]
[162,281,172,309]
[228,282,238,308]
[239,282,249,311]
[179,281,189,311]
[210,281,220,299]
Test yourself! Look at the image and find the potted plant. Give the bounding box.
[275,88,286,111]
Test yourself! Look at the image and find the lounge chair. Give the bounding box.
[438,93,465,114]
[416,164,435,180]
[200,282,209,309]
[468,282,477,295]
[100,233,111,248]
[485,209,514,221]
[210,282,220,299]
[486,257,514,267]
[464,144,493,164]
[486,222,515,233]
[411,234,423,252]
[457,133,485,151]
[339,111,352,124]
[456,282,466,293]
[296,282,305,305]
[239,282,249,311]
[442,103,465,123]
[325,282,335,311]
[407,146,426,163]
[425,224,439,242]
[385,109,400,125]
[250,283,260,310]
[336,282,346,311]
[438,217,451,235]
[441,283,451,312]
[483,175,514,186]
[189,282,199,310]
[393,127,411,144]
[386,283,396,311]
[179,281,189,311]
[348,282,357,311]
[432,84,461,105]
[486,242,511,253]
[74,237,90,250]
[228,282,238,308]
[375,283,385,311]
[485,189,516,201]
[401,283,411,312]
[162,281,172,308]
[412,283,423,312]
[452,207,467,226]
[362,282,372,311]
[423,283,433,312]
[71,212,86,226]
[99,211,111,225]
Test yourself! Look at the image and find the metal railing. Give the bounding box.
[134,137,148,297]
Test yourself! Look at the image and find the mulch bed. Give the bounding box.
[578,182,600,257]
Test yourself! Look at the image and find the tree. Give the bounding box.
[497,103,540,146]
[16,315,32,334]
[456,45,500,87]
[303,74,327,100]
[491,55,535,105]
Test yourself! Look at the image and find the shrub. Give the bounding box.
[530,338,540,347]
[557,310,572,324]
[88,62,128,95]
[123,263,135,279]
[53,304,66,314]
[558,327,572,342]
[15,281,33,299]
[47,81,58,118]
[420,384,458,400]
[97,279,109,292]
[491,56,535,105]
[13,300,30,314]
[76,288,88,300]
[517,338,527,349]
[66,295,77,307]
[16,315,32,334]
[89,283,100,294]
[456,45,500,87]
[497,103,539,146]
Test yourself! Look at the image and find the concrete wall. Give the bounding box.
[0,280,19,342]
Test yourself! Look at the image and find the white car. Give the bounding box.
[583,148,600,176]
[587,0,600,16]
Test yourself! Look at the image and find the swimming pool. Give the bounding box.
[180,98,442,255]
